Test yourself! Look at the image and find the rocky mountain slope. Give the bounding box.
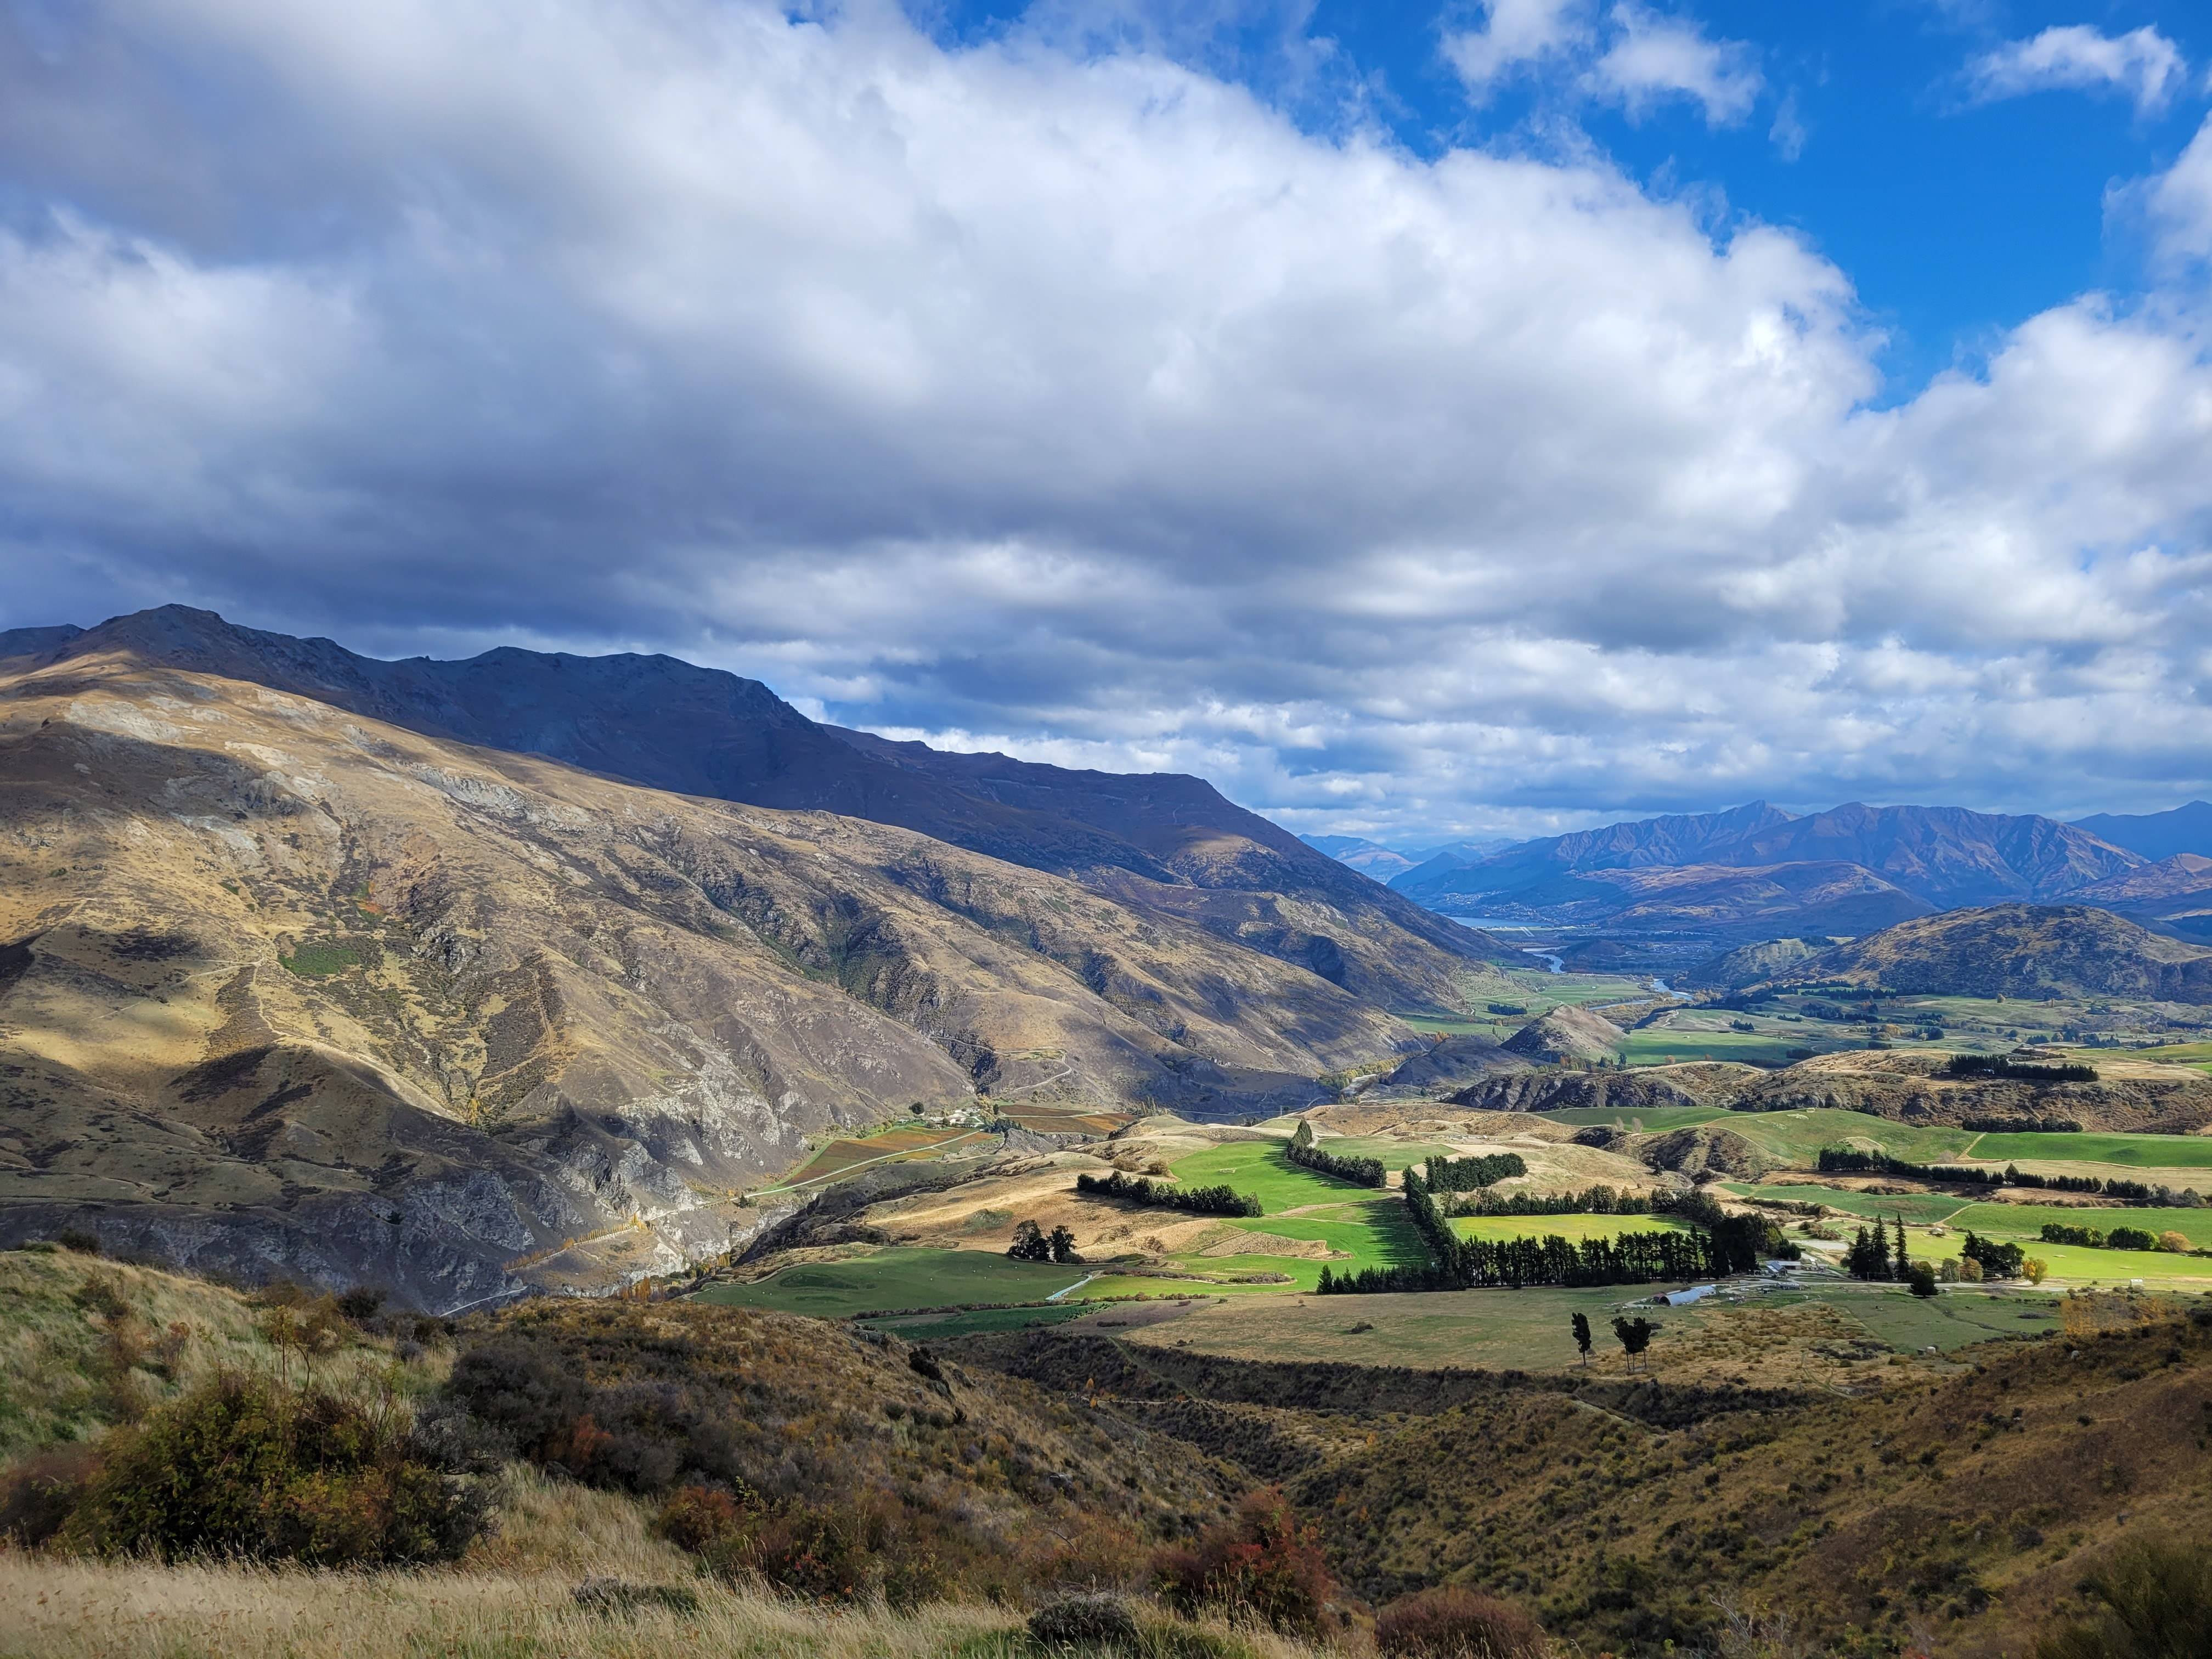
[1779,904,2212,1003]
[0,639,1436,1307]
[2,610,1493,1014]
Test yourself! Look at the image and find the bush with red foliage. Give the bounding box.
[1376,1584,1549,1658]
[1152,1487,1334,1635]
[652,1483,759,1553]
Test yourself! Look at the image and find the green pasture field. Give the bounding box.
[1962,1131,2212,1169]
[1449,1212,1694,1245]
[1077,1260,1321,1296]
[1397,1015,1515,1040]
[1221,1206,1430,1269]
[1531,1105,1729,1131]
[1940,1201,2212,1250]
[1718,1109,1978,1166]
[1169,1142,1391,1212]
[1620,1029,1804,1066]
[696,1249,1085,1318]
[1916,1237,2212,1286]
[1723,1184,1974,1226]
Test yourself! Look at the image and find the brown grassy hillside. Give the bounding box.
[957,1303,2212,1657]
[1782,904,2212,1002]
[0,645,1426,1305]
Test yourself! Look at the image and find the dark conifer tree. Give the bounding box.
[1892,1214,1910,1280]
[1571,1311,1592,1367]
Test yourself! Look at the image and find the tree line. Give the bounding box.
[1285,1120,1385,1188]
[1943,1054,2098,1083]
[1073,1170,1262,1217]
[1423,1152,1527,1191]
[1446,1183,1649,1217]
[1315,1166,1786,1295]
[1815,1148,2198,1206]
[2040,1221,2199,1254]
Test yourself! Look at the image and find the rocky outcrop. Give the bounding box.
[1444,1069,1697,1114]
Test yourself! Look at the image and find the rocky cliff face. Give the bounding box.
[0,643,1429,1307]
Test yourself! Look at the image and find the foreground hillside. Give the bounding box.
[7,1240,2210,1657]
[956,1299,2212,1656]
[0,640,1432,1307]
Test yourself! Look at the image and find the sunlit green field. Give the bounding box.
[1962,1131,2212,1168]
[1449,1212,1693,1244]
[1169,1142,1386,1211]
[1620,1029,1800,1066]
[1942,1201,2212,1250]
[1719,1109,1978,1165]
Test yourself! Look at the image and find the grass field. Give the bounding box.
[1620,1028,1817,1068]
[1963,1131,2212,1168]
[1320,1137,1462,1169]
[1450,1212,1694,1244]
[1532,1105,1729,1131]
[1723,1183,1974,1225]
[1941,1201,2212,1250]
[1168,1142,1392,1212]
[696,1249,1085,1318]
[1719,1110,1978,1165]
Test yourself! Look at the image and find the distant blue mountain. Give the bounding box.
[2073,803,2212,862]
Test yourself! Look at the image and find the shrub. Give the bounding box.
[1030,1593,1142,1647]
[2158,1232,2191,1255]
[1153,1488,1333,1635]
[0,1444,103,1548]
[2036,1537,2212,1659]
[57,1371,487,1566]
[1906,1261,1939,1298]
[730,1499,883,1604]
[653,1482,759,1552]
[1376,1584,1548,1658]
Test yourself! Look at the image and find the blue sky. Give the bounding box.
[3,0,2212,844]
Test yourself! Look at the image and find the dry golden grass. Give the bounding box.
[0,1551,1025,1659]
[0,1548,1328,1659]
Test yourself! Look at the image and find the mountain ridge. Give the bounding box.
[10,607,1497,1012]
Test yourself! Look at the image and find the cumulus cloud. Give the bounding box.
[0,1,2210,841]
[1966,25,2189,116]
[1584,3,1763,126]
[1441,0,1591,97]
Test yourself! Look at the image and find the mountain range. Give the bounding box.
[0,607,1495,1306]
[1359,799,2212,944]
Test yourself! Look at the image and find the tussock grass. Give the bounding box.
[0,1248,427,1460]
[0,1551,1027,1658]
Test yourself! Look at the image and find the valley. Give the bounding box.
[9,611,2212,1657]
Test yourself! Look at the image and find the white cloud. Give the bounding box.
[1441,0,1590,97]
[1585,3,1763,126]
[2144,115,2212,264]
[1966,25,2188,116]
[0,3,2210,839]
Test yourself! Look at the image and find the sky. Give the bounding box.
[3,0,2212,847]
